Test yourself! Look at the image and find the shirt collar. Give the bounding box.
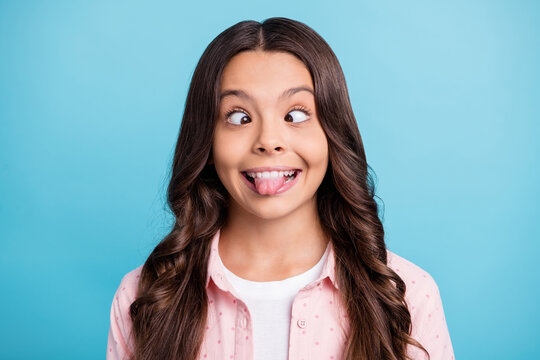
[205,229,340,291]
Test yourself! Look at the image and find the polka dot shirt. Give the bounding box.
[107,230,454,359]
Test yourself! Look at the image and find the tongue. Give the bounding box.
[254,176,287,195]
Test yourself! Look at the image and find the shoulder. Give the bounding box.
[386,249,440,295]
[110,265,144,334]
[114,265,144,307]
[386,250,454,357]
[107,265,143,359]
[385,250,442,318]
[386,250,443,330]
[118,265,144,293]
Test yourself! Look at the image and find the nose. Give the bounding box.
[253,116,287,155]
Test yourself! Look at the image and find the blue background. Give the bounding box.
[1,0,538,359]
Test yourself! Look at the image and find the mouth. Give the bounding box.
[241,169,301,185]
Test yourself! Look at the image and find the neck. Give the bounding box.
[218,196,329,281]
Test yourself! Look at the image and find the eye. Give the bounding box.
[226,110,251,125]
[284,108,311,123]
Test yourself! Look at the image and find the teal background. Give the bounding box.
[1,0,538,359]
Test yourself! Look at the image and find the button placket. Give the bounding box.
[234,300,252,359]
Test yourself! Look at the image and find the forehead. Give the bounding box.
[220,50,314,96]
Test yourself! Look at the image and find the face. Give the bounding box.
[212,50,329,221]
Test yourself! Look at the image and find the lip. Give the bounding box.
[241,166,301,172]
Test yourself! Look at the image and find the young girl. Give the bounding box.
[107,17,454,360]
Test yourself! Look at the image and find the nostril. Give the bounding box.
[255,141,285,153]
[257,146,283,153]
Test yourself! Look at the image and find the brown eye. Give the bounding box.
[227,111,251,125]
[284,109,309,123]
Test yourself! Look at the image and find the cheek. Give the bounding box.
[212,131,246,174]
[299,128,329,167]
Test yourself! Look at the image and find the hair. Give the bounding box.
[129,17,429,360]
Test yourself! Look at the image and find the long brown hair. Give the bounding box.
[130,17,429,360]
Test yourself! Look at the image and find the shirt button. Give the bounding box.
[297,319,307,328]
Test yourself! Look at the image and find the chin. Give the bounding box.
[246,205,294,221]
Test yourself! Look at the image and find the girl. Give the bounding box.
[107,17,454,360]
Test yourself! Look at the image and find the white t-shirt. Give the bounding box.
[218,245,329,360]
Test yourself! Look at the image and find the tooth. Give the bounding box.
[248,170,297,178]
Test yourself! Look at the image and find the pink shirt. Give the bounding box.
[107,230,454,359]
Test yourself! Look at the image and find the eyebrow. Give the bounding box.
[219,86,314,101]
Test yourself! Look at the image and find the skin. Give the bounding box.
[212,50,330,281]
